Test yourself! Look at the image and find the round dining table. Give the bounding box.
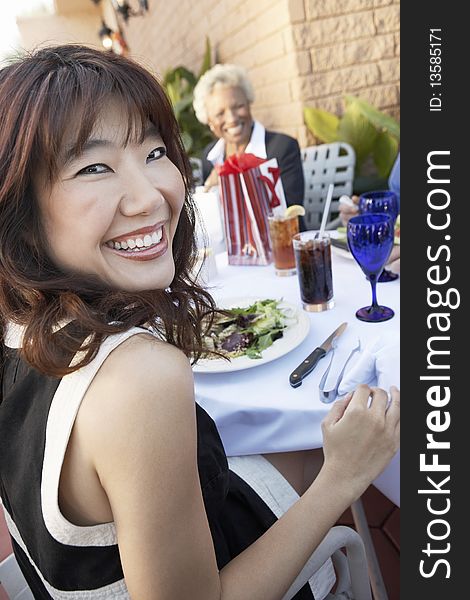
[193,247,400,506]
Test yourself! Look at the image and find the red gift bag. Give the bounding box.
[217,153,286,266]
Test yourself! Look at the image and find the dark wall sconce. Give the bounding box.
[98,20,113,50]
[98,21,129,55]
[111,0,149,22]
[94,0,149,54]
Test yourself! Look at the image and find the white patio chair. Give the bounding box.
[0,530,371,600]
[0,506,33,600]
[0,474,374,600]
[0,554,33,600]
[301,142,356,230]
[282,525,372,600]
[229,455,372,600]
[189,156,204,188]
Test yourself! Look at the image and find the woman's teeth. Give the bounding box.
[227,124,243,135]
[107,228,163,252]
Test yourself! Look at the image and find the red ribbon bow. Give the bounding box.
[216,152,266,175]
[217,153,281,208]
[258,166,281,208]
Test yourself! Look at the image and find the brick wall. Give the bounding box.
[123,0,307,143]
[125,0,399,148]
[16,0,400,150]
[296,0,400,143]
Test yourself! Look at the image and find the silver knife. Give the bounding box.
[289,322,348,388]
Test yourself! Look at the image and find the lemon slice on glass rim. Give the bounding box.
[284,204,306,218]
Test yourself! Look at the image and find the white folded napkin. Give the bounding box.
[337,331,400,395]
[337,331,401,507]
[193,186,226,254]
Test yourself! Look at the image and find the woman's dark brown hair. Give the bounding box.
[0,44,216,376]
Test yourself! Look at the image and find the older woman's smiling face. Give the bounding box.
[205,85,253,147]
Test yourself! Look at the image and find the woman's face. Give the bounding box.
[35,104,185,292]
[205,85,253,147]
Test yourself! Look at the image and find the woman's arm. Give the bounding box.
[79,335,399,600]
[219,386,399,599]
[78,335,221,599]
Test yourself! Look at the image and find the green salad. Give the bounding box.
[202,299,291,360]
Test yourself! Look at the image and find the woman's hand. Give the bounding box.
[204,167,219,191]
[320,385,400,501]
[386,246,400,273]
[339,195,359,226]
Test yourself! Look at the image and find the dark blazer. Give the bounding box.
[201,129,305,207]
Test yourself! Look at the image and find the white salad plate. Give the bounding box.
[192,297,310,374]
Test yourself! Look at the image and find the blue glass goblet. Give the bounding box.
[347,213,395,322]
[359,190,399,282]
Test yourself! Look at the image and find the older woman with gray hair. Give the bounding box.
[193,63,304,208]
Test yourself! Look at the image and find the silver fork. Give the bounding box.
[318,339,361,403]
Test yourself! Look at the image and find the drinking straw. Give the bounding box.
[319,183,334,237]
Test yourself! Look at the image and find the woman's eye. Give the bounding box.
[147,146,167,163]
[76,164,110,176]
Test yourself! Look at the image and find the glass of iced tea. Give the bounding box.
[268,214,299,276]
[293,231,334,311]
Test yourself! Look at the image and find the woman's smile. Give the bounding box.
[104,222,169,262]
[224,122,246,139]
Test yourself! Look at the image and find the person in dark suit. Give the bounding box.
[193,64,304,207]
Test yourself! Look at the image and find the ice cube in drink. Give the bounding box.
[293,232,334,311]
[268,214,299,276]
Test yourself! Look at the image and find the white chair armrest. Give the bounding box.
[282,525,372,600]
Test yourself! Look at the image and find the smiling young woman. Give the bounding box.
[0,46,213,374]
[0,46,399,600]
[35,107,184,292]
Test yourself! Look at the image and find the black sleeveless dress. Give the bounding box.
[0,327,315,598]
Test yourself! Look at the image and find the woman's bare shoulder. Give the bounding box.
[95,332,192,398]
[76,333,196,465]
[96,331,192,394]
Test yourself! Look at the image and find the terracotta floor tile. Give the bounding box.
[370,529,400,600]
[0,585,9,600]
[361,486,396,527]
[0,508,13,562]
[336,485,396,527]
[383,507,400,551]
[336,505,354,526]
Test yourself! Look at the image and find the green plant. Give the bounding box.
[303,96,400,179]
[163,37,214,157]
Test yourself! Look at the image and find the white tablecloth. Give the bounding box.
[194,250,400,506]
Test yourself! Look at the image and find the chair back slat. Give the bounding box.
[301,142,355,229]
